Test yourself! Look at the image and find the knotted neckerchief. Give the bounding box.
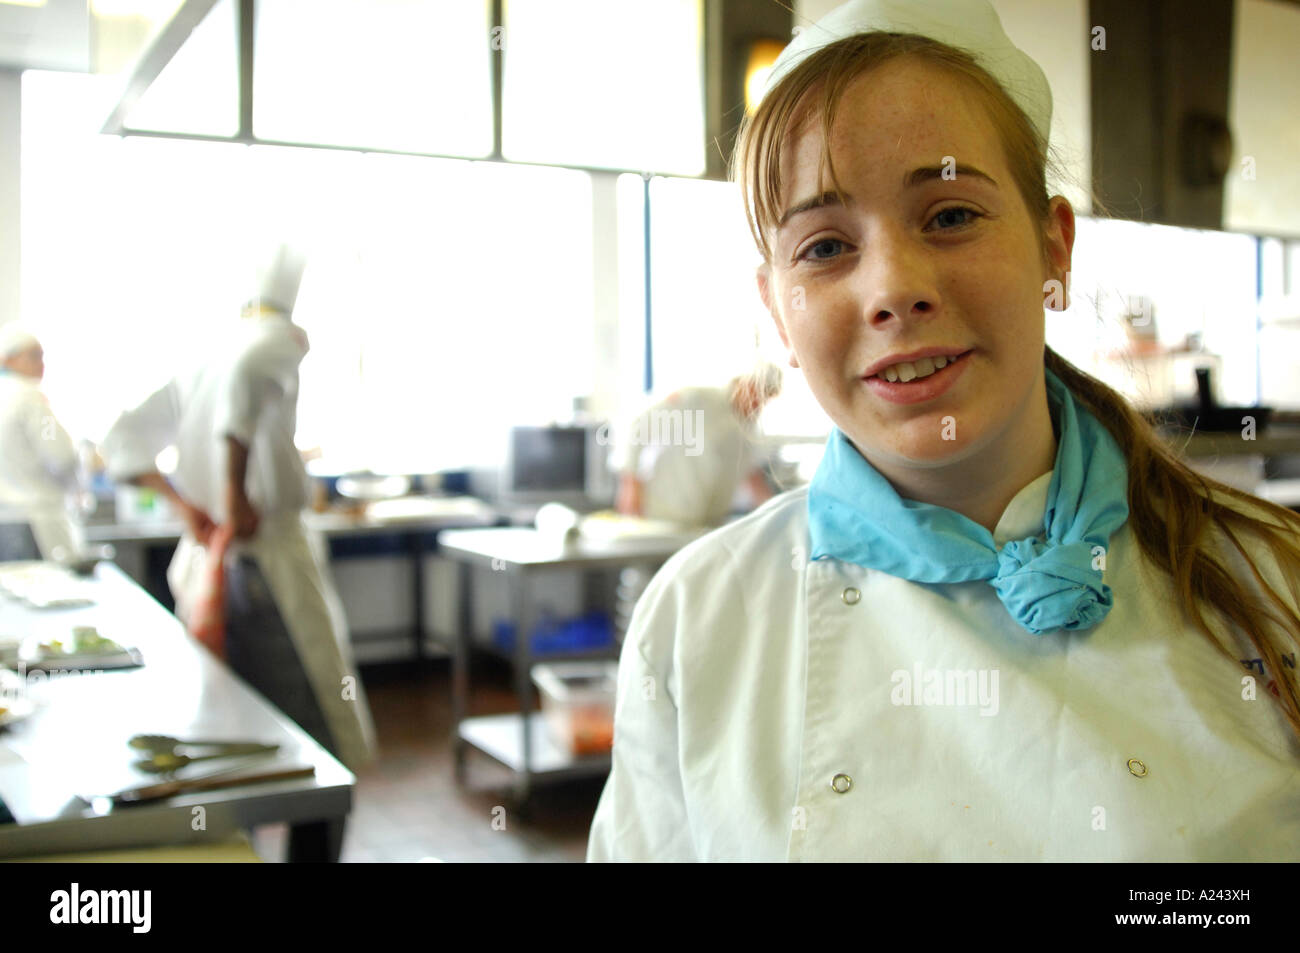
[807,367,1129,634]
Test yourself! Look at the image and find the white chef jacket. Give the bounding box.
[587,474,1300,861]
[0,371,81,557]
[612,386,763,527]
[101,316,310,522]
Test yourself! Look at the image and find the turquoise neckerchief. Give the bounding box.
[808,367,1130,634]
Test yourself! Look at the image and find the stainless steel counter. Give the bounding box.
[0,562,353,860]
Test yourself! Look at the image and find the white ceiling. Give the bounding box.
[0,0,91,73]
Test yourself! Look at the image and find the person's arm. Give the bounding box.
[102,381,215,543]
[20,390,78,491]
[223,435,259,539]
[615,473,643,517]
[213,325,305,537]
[131,471,216,546]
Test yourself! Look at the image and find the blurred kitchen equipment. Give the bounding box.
[128,733,278,756]
[1121,293,1159,354]
[531,661,616,756]
[335,472,410,501]
[132,743,279,774]
[53,543,115,577]
[1158,365,1273,433]
[109,763,315,805]
[534,502,581,545]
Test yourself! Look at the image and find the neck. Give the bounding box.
[867,381,1057,533]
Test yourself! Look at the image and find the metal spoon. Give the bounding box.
[128,733,270,755]
[132,745,280,775]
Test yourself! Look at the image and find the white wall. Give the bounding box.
[992,0,1091,212]
[793,0,842,25]
[1224,0,1300,237]
[0,69,20,329]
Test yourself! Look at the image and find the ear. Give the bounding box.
[1042,197,1076,311]
[757,263,800,369]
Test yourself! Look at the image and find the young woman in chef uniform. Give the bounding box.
[587,0,1300,862]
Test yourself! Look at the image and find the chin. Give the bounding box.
[853,415,989,469]
[887,436,980,468]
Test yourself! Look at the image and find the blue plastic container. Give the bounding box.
[492,611,614,656]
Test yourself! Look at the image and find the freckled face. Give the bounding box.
[761,58,1053,469]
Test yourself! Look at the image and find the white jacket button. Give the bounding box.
[831,773,852,793]
[841,587,861,605]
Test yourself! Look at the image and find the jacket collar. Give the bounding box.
[992,471,1052,545]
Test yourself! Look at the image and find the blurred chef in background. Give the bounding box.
[613,363,783,527]
[101,245,376,772]
[610,363,782,639]
[0,323,84,560]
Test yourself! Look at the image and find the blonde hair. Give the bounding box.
[733,31,1300,747]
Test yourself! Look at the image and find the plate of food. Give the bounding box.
[0,561,97,608]
[0,668,35,729]
[14,626,143,673]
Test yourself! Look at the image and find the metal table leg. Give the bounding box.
[511,568,535,806]
[411,532,426,661]
[452,559,473,785]
[287,816,346,863]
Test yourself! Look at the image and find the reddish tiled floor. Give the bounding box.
[251,655,604,863]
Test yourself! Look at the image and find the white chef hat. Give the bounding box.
[0,323,41,360]
[245,243,308,316]
[763,0,1052,147]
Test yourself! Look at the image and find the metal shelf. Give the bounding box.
[459,713,611,778]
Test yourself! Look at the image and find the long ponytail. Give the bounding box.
[1046,348,1300,744]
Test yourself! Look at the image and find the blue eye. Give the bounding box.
[930,207,982,230]
[800,238,844,261]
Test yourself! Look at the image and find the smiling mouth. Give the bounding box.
[869,350,971,383]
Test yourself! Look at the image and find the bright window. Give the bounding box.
[641,174,827,438]
[122,0,239,137]
[1049,217,1259,409]
[502,0,705,175]
[22,71,593,475]
[253,0,493,156]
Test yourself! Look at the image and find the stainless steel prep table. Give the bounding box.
[437,526,701,806]
[0,562,353,861]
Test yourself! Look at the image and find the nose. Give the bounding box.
[858,227,939,326]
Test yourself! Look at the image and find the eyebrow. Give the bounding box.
[905,164,999,190]
[777,191,843,228]
[777,164,1000,229]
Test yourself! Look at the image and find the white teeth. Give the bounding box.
[875,353,959,382]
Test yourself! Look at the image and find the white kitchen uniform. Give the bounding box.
[612,387,763,528]
[587,477,1300,861]
[0,371,82,558]
[101,316,376,772]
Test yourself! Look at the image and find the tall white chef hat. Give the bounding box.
[762,0,1052,147]
[245,242,309,316]
[0,322,41,360]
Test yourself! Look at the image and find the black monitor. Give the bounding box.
[503,425,613,507]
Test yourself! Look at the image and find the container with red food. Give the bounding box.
[531,661,617,756]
